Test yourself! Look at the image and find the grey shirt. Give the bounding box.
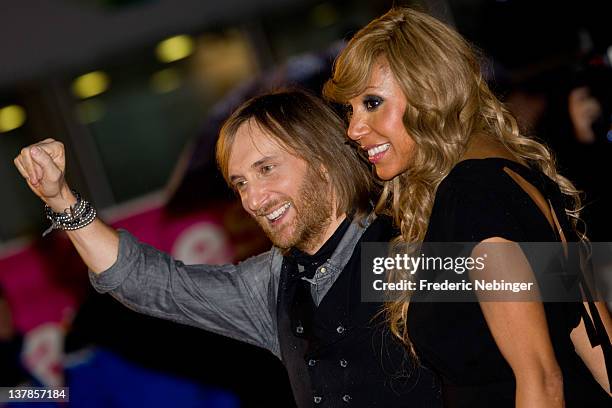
[88,216,371,359]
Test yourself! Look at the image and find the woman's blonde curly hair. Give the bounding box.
[324,7,584,353]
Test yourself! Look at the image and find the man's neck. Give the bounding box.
[300,212,347,255]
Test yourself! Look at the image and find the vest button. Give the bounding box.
[296,325,304,334]
[308,359,317,366]
[336,325,345,334]
[342,394,351,403]
[319,266,327,274]
[339,359,348,368]
[314,396,322,404]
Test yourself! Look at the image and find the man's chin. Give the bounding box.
[267,229,298,250]
[259,224,296,249]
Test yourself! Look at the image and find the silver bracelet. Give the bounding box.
[42,190,97,237]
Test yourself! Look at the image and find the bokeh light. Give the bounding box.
[71,71,110,99]
[0,105,27,133]
[155,35,195,63]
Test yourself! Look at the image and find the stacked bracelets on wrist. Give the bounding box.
[42,190,97,237]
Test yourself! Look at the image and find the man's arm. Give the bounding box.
[14,139,280,354]
[91,229,280,352]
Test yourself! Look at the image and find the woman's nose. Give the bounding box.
[347,113,370,142]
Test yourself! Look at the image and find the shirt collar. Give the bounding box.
[288,215,352,269]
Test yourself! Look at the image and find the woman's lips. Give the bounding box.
[365,143,391,164]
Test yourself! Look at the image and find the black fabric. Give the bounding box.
[286,217,352,347]
[408,158,611,407]
[0,335,28,386]
[278,216,442,407]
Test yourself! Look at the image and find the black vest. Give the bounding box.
[276,217,442,407]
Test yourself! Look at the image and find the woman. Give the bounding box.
[324,7,611,407]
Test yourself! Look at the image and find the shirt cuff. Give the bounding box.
[88,229,138,293]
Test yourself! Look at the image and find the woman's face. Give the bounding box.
[346,60,415,180]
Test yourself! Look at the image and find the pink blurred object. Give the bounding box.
[21,322,65,387]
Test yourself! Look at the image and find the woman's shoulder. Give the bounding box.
[440,157,537,188]
[437,157,544,200]
[428,157,561,242]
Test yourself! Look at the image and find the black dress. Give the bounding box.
[407,158,611,407]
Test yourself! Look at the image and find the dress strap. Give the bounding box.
[578,265,612,388]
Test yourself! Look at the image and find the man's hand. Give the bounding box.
[13,138,76,212]
[14,138,119,273]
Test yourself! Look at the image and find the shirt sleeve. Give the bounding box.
[88,229,280,356]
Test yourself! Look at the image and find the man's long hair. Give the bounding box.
[216,89,378,220]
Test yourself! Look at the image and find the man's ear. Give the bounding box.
[319,164,337,206]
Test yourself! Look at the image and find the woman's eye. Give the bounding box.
[363,96,382,111]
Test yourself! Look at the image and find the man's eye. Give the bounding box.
[234,180,247,190]
[261,165,275,174]
[343,104,354,119]
[363,96,382,111]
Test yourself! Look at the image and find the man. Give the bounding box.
[14,90,440,407]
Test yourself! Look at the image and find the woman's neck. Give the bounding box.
[459,133,527,166]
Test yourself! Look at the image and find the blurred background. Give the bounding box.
[0,0,610,406]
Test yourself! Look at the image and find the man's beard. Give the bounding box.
[256,170,333,252]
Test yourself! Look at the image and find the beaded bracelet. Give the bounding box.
[42,190,97,237]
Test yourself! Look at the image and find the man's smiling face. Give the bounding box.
[227,120,332,252]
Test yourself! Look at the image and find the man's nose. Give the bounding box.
[347,113,370,142]
[243,182,269,214]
